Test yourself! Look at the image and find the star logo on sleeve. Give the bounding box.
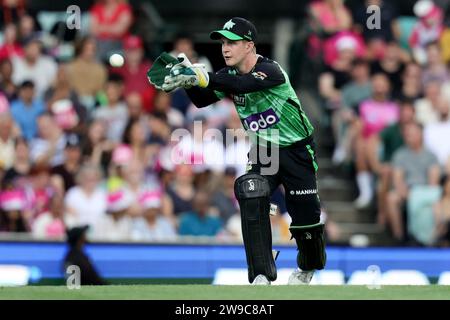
[223,20,236,30]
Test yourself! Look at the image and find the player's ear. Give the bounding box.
[246,41,254,53]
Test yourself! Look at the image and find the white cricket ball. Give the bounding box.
[109,53,124,67]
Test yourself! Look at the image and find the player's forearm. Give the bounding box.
[207,72,282,94]
[185,86,220,108]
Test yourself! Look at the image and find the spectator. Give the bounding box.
[122,119,153,166]
[147,111,172,147]
[410,0,444,65]
[353,73,399,208]
[63,225,107,285]
[29,113,66,167]
[0,188,29,232]
[11,34,57,98]
[223,109,250,177]
[44,64,88,135]
[82,119,114,172]
[307,0,353,60]
[0,0,27,29]
[112,35,156,111]
[332,58,372,164]
[119,159,154,217]
[353,0,399,60]
[423,98,450,168]
[131,190,177,241]
[387,122,441,241]
[64,164,107,228]
[1,137,30,189]
[421,41,449,85]
[0,58,17,101]
[27,164,54,220]
[178,191,222,237]
[308,0,352,35]
[0,23,23,61]
[32,193,65,239]
[152,91,184,128]
[211,167,239,223]
[370,42,409,95]
[415,80,447,125]
[323,32,366,67]
[50,133,82,193]
[10,80,45,141]
[109,143,133,180]
[125,92,143,119]
[173,115,225,174]
[163,164,195,219]
[0,112,19,170]
[170,32,213,72]
[318,35,355,110]
[270,212,292,243]
[17,14,37,45]
[393,62,423,102]
[93,74,129,143]
[168,33,213,115]
[93,187,133,241]
[433,175,450,246]
[90,0,133,62]
[376,100,416,226]
[66,36,107,110]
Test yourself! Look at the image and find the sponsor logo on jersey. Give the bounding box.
[243,108,280,132]
[233,94,246,105]
[252,71,267,80]
[289,189,317,196]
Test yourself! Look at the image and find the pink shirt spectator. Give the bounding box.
[323,32,366,66]
[309,1,351,30]
[359,100,400,138]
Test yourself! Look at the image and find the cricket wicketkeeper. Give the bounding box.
[147,17,326,285]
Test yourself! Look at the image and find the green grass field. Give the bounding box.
[1,285,449,300]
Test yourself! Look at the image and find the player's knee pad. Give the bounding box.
[234,173,277,282]
[289,223,326,271]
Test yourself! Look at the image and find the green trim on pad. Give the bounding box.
[306,144,318,172]
[289,222,323,229]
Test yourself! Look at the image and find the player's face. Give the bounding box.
[221,38,249,67]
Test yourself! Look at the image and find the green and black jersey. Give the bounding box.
[186,55,314,147]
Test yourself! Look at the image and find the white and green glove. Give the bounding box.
[162,53,209,92]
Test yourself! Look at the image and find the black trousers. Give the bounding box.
[246,135,321,226]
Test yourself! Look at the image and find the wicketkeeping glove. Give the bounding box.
[162,53,209,92]
[146,52,179,90]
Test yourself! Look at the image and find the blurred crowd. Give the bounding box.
[312,0,450,246]
[0,0,295,244]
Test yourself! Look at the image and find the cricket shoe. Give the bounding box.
[252,274,271,285]
[288,269,314,285]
